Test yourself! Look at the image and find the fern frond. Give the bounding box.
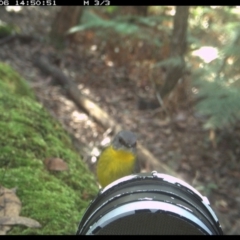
[68,10,162,46]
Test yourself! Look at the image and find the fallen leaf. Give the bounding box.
[44,158,68,171]
[174,112,187,122]
[152,118,171,127]
[0,216,41,228]
[162,128,172,135]
[0,186,42,235]
[216,200,229,213]
[175,121,187,130]
[0,186,21,217]
[0,186,21,234]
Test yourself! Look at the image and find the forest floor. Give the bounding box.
[0,6,240,234]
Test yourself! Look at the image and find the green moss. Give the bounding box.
[0,21,19,38]
[0,63,35,99]
[0,63,98,234]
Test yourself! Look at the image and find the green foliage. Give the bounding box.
[188,7,240,130]
[69,6,240,131]
[69,10,139,35]
[68,10,163,46]
[0,63,35,98]
[188,7,240,51]
[104,6,118,14]
[153,56,184,69]
[194,75,240,129]
[193,23,240,130]
[0,63,98,234]
[0,20,20,37]
[196,182,218,196]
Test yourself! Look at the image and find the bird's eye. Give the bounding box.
[119,137,125,145]
[132,142,137,148]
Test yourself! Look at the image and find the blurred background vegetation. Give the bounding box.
[2,5,240,131]
[50,5,240,130]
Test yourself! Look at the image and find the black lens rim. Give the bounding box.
[76,172,223,235]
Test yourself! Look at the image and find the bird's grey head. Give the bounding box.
[112,130,137,152]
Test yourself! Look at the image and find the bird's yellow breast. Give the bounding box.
[97,146,136,188]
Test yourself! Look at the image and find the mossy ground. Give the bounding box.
[0,63,98,234]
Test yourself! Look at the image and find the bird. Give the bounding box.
[97,130,138,188]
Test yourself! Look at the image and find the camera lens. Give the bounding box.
[77,172,223,235]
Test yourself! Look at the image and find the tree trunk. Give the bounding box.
[120,6,148,16]
[160,6,189,99]
[50,6,83,46]
[134,6,148,16]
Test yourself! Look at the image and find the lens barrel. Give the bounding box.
[77,171,223,235]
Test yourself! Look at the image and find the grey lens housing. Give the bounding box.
[77,172,223,235]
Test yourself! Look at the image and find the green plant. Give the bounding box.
[68,10,164,46]
[193,25,240,130]
[0,63,98,234]
[196,182,218,196]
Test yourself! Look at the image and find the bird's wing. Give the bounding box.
[134,156,140,173]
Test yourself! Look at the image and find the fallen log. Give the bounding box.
[33,54,121,133]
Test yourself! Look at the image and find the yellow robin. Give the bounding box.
[97,130,138,188]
